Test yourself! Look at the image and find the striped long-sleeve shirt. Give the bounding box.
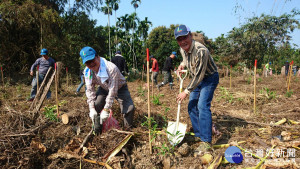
[179,40,218,94]
[84,57,126,109]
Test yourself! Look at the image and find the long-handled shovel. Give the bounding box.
[167,70,188,146]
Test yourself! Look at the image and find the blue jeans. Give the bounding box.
[30,74,51,99]
[76,75,85,92]
[188,72,219,142]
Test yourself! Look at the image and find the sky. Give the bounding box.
[84,0,300,47]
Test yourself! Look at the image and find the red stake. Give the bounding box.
[146,48,152,154]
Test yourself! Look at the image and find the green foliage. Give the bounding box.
[259,87,276,100]
[43,101,66,122]
[141,116,159,142]
[43,105,59,122]
[154,142,174,156]
[152,94,164,105]
[137,85,145,96]
[213,11,300,68]
[247,77,252,84]
[146,25,182,69]
[16,84,22,95]
[258,78,262,82]
[285,90,293,97]
[218,86,234,103]
[141,116,175,156]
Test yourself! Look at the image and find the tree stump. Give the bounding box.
[56,62,64,91]
[61,110,81,125]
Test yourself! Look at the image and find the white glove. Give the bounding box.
[89,108,97,120]
[100,109,110,124]
[150,68,152,73]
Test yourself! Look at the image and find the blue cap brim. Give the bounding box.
[175,32,189,39]
[82,54,95,64]
[40,53,47,55]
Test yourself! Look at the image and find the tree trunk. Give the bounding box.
[61,110,81,125]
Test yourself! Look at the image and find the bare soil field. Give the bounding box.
[0,73,299,168]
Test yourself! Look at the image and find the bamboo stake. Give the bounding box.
[146,48,152,154]
[1,66,4,86]
[142,64,144,82]
[55,63,60,117]
[36,65,39,91]
[230,65,232,89]
[66,67,69,88]
[83,159,112,169]
[253,60,257,114]
[151,72,154,97]
[287,61,293,92]
[212,141,246,149]
[254,145,276,169]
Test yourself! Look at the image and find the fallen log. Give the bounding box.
[61,110,81,125]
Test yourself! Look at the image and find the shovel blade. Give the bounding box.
[167,121,187,146]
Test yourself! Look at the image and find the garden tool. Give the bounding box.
[167,70,188,146]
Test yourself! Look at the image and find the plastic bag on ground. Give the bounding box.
[102,110,120,133]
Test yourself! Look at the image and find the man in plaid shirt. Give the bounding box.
[80,46,135,134]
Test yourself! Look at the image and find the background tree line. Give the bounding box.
[0,0,299,80]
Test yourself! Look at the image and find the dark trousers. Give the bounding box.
[94,84,135,127]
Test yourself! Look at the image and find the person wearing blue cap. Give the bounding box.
[157,51,177,90]
[80,46,134,134]
[111,51,128,76]
[174,25,219,154]
[28,48,55,101]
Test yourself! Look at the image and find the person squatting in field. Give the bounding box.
[80,46,135,134]
[174,25,219,154]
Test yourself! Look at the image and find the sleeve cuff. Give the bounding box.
[104,105,111,109]
[184,89,190,95]
[89,103,95,110]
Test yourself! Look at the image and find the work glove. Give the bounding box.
[89,108,98,121]
[100,109,110,124]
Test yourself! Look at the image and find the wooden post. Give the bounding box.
[253,60,257,114]
[66,67,69,88]
[152,72,154,97]
[287,61,293,92]
[230,65,232,89]
[1,66,4,86]
[36,65,39,91]
[146,48,152,154]
[142,64,144,82]
[55,63,60,117]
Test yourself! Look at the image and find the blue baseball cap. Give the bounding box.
[80,46,96,64]
[40,48,48,55]
[150,55,154,59]
[116,51,121,54]
[172,51,177,57]
[174,25,191,39]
